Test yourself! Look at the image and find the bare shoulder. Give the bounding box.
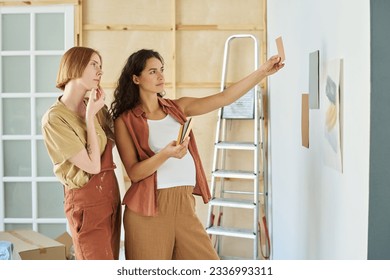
[175,96,199,115]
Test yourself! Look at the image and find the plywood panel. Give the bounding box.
[83,0,171,25]
[84,31,174,86]
[177,0,263,26]
[176,31,263,84]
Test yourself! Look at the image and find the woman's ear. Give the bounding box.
[132,75,139,85]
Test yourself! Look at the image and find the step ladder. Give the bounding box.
[205,34,270,260]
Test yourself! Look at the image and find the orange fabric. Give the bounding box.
[120,97,211,216]
[123,186,219,260]
[260,216,271,260]
[64,141,121,260]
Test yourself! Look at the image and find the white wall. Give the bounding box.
[267,0,370,259]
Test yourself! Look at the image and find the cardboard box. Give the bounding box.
[0,230,66,260]
[55,231,74,260]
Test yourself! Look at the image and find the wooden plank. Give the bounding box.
[82,24,262,32]
[171,0,176,98]
[176,24,263,31]
[75,0,81,46]
[83,24,172,31]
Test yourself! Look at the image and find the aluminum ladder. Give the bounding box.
[205,34,270,260]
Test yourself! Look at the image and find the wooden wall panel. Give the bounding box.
[176,31,262,86]
[84,31,174,87]
[83,0,172,26]
[176,0,263,26]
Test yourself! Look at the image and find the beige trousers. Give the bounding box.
[124,186,219,260]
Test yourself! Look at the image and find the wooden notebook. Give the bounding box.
[176,117,193,145]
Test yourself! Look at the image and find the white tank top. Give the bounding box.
[147,114,196,189]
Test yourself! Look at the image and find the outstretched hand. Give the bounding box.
[260,55,285,77]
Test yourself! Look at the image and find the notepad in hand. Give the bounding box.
[176,117,193,145]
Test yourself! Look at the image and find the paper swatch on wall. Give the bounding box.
[301,93,309,148]
[321,59,343,172]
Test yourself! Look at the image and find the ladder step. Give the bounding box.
[213,169,256,179]
[219,255,254,260]
[215,141,256,150]
[223,190,265,196]
[206,226,256,239]
[209,198,256,209]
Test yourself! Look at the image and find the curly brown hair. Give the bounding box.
[110,49,164,120]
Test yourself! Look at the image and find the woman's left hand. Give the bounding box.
[260,55,285,76]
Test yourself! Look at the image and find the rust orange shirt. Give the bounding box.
[120,97,211,216]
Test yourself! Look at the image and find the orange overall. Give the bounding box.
[64,141,121,260]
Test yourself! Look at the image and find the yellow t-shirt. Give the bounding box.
[41,97,112,189]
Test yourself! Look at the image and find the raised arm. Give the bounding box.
[176,55,284,117]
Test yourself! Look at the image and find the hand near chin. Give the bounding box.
[86,87,105,117]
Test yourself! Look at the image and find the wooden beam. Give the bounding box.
[82,24,262,32]
[171,0,177,98]
[83,24,172,31]
[176,24,263,31]
[75,0,81,46]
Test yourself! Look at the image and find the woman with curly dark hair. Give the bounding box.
[110,50,165,120]
[110,49,283,260]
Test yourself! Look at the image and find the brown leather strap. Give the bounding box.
[259,215,271,260]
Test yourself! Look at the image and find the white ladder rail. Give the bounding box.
[206,34,268,260]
